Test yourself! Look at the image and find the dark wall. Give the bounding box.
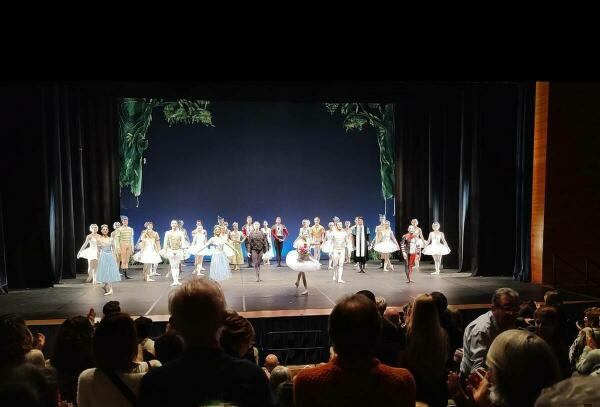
[543,83,600,285]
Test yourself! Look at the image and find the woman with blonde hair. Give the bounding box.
[401,293,449,407]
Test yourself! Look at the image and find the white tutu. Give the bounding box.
[422,243,451,256]
[159,248,190,261]
[321,240,333,254]
[374,240,400,254]
[293,238,307,249]
[286,251,321,272]
[187,244,213,256]
[133,247,162,264]
[222,244,235,258]
[78,246,98,261]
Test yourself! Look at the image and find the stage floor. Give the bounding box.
[3,261,599,322]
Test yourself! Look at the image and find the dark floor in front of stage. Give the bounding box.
[2,261,598,320]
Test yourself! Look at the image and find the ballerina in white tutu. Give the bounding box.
[287,229,320,295]
[160,220,190,286]
[261,221,275,265]
[293,219,312,249]
[133,221,161,282]
[195,226,235,283]
[373,220,400,272]
[77,224,101,284]
[422,221,451,275]
[188,220,210,276]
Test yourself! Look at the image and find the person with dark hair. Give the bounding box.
[431,291,463,358]
[0,313,33,371]
[544,290,575,343]
[135,316,155,361]
[535,306,570,379]
[569,306,600,371]
[352,217,370,273]
[138,279,271,407]
[77,313,160,407]
[102,300,121,317]
[220,310,256,362]
[154,331,185,365]
[459,287,520,378]
[294,294,415,406]
[0,363,59,407]
[48,316,94,404]
[355,289,376,303]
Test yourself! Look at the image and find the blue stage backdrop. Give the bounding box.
[120,102,395,256]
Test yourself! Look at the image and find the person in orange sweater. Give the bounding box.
[294,294,416,407]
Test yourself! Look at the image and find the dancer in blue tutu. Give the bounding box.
[196,226,235,282]
[96,224,122,296]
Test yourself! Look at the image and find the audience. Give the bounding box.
[135,316,156,361]
[543,290,574,343]
[220,310,259,365]
[431,291,464,357]
[294,294,415,406]
[138,278,271,407]
[0,362,59,407]
[534,306,570,379]
[269,365,292,405]
[263,354,280,378]
[49,316,94,404]
[77,312,157,407]
[535,375,600,406]
[102,301,121,318]
[154,331,185,365]
[573,325,600,376]
[400,293,449,407]
[0,313,33,372]
[383,307,400,326]
[460,287,520,378]
[569,306,600,370]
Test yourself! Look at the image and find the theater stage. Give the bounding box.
[3,260,599,323]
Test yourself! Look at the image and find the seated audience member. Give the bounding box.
[138,279,271,407]
[358,291,404,366]
[460,287,520,378]
[262,354,280,378]
[449,329,560,407]
[569,306,600,369]
[535,375,600,406]
[135,316,156,361]
[0,362,59,407]
[48,316,94,404]
[516,300,537,330]
[269,365,292,404]
[544,290,574,343]
[534,306,571,379]
[154,331,185,365]
[77,312,159,407]
[400,294,449,407]
[220,310,257,364]
[25,332,47,368]
[294,294,416,407]
[102,300,121,318]
[0,314,33,373]
[383,307,400,327]
[431,291,464,356]
[574,326,600,376]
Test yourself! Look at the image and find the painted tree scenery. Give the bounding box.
[119,98,213,203]
[324,103,395,199]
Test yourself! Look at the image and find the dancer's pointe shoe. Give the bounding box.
[86,276,93,283]
[170,281,181,286]
[165,271,171,278]
[103,289,113,296]
[301,290,308,295]
[432,271,440,275]
[295,280,299,288]
[337,279,346,284]
[383,267,389,272]
[146,277,155,282]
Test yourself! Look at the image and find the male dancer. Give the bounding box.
[400,225,418,283]
[310,217,325,262]
[248,222,269,282]
[242,216,254,268]
[375,214,387,269]
[331,221,349,283]
[271,216,288,267]
[115,216,134,279]
[353,216,370,273]
[350,216,359,268]
[178,220,190,274]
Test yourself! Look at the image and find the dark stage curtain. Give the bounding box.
[0,83,119,289]
[394,82,535,278]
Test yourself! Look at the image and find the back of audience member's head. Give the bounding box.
[430,291,448,316]
[0,314,32,368]
[375,296,387,316]
[169,279,226,346]
[486,329,560,407]
[543,290,564,309]
[329,294,381,360]
[534,376,600,407]
[268,365,291,395]
[51,316,94,376]
[220,310,255,358]
[93,313,138,372]
[519,300,537,319]
[584,307,600,328]
[355,290,376,304]
[154,331,185,365]
[534,306,561,342]
[102,301,121,317]
[264,354,279,372]
[134,316,153,341]
[0,363,58,407]
[383,307,400,326]
[406,294,447,376]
